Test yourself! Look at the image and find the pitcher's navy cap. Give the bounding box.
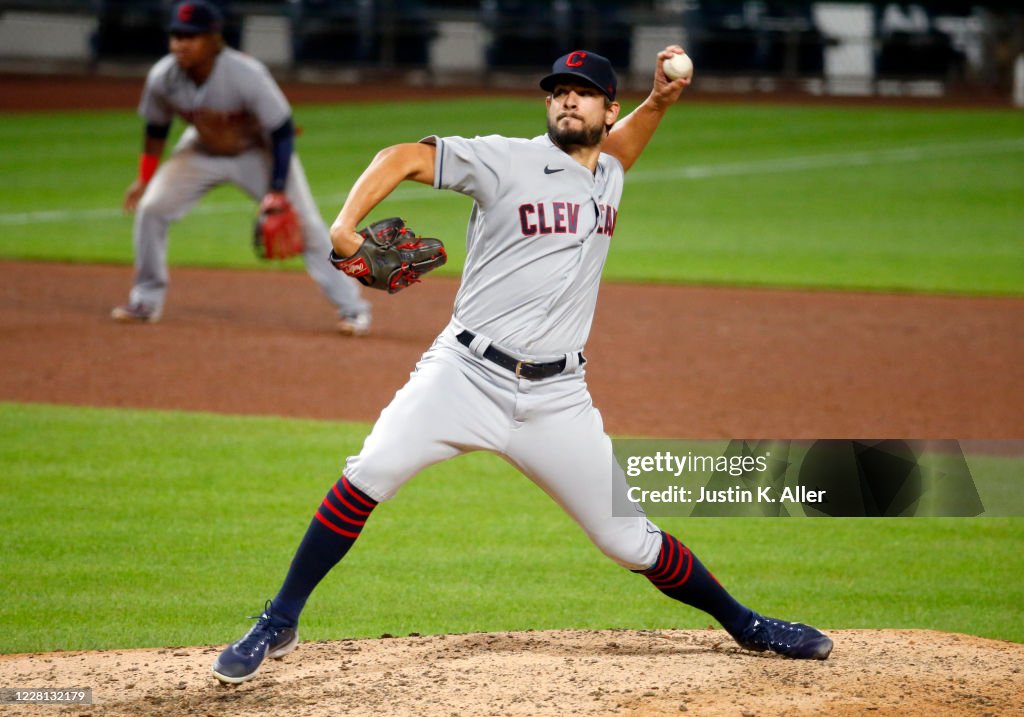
[540,50,617,101]
[168,0,223,34]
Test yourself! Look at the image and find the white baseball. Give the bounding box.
[663,52,694,81]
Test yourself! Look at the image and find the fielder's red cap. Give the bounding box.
[540,50,617,101]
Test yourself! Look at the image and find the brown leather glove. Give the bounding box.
[329,217,447,294]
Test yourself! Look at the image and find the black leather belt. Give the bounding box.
[456,330,584,381]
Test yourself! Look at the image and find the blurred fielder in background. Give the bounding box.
[113,0,371,335]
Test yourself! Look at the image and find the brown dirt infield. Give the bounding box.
[1,259,1023,716]
[0,72,533,113]
[2,72,1015,114]
[1,261,1021,438]
[1,630,1022,717]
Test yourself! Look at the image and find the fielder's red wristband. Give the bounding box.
[138,153,160,184]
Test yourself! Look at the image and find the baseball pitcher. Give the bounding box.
[212,47,832,684]
[112,0,371,335]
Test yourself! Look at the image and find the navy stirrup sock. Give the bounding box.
[639,531,752,637]
[271,475,377,626]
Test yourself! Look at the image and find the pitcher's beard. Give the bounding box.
[547,119,605,151]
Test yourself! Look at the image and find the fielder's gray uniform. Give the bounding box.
[345,133,662,570]
[130,47,367,316]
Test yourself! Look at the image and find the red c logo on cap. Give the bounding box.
[566,51,587,68]
[179,4,194,21]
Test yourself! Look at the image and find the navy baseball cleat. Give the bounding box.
[212,601,299,684]
[735,612,833,660]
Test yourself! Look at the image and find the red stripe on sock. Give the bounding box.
[321,495,366,527]
[341,476,377,509]
[655,545,694,590]
[646,540,674,580]
[331,483,373,517]
[652,540,687,586]
[646,535,677,580]
[314,509,361,538]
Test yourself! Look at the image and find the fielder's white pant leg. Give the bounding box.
[231,151,368,317]
[503,372,662,570]
[129,145,216,309]
[287,156,369,317]
[343,338,514,502]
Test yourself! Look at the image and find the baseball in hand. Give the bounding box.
[663,52,694,81]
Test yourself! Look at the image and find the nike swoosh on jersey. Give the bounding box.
[543,165,564,174]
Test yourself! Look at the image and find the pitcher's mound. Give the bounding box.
[2,628,1022,716]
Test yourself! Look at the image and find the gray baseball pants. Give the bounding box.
[128,131,368,317]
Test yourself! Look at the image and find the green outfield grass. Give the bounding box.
[1,402,1021,655]
[1,99,1022,294]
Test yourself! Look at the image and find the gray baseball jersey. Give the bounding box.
[431,133,623,358]
[345,133,661,572]
[140,48,289,155]
[125,48,367,319]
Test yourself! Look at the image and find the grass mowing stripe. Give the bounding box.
[630,137,1024,181]
[1,402,1022,653]
[0,184,451,226]
[2,137,1021,226]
